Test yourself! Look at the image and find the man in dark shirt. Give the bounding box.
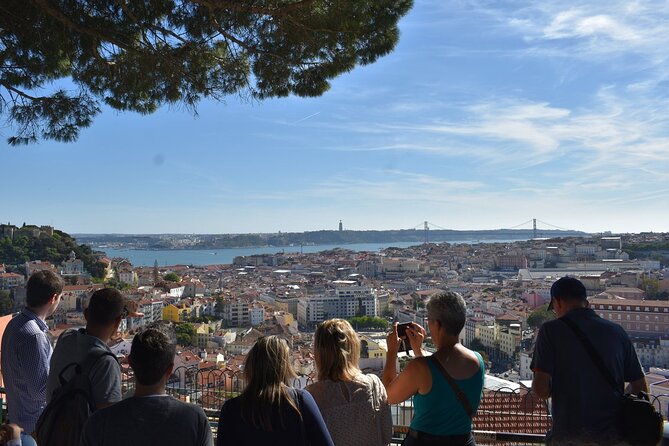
[80,323,212,446]
[531,277,647,445]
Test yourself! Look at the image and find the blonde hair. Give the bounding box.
[314,319,361,382]
[241,336,300,431]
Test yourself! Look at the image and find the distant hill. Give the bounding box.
[0,224,106,278]
[74,228,589,250]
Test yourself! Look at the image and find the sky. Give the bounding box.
[2,0,669,235]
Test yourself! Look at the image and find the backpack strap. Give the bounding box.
[428,355,474,419]
[58,349,117,387]
[560,317,621,393]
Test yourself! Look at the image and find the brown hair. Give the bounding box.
[240,336,300,431]
[26,270,63,308]
[314,318,361,382]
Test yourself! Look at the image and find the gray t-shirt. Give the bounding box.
[47,328,121,407]
[80,395,213,446]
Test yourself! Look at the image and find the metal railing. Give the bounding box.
[123,366,553,445]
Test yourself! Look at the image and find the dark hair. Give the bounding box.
[550,277,587,302]
[26,270,64,307]
[86,288,125,326]
[426,291,467,336]
[129,324,176,386]
[241,336,300,431]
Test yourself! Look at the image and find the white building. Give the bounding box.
[61,251,85,275]
[250,305,265,326]
[297,287,378,327]
[118,270,138,285]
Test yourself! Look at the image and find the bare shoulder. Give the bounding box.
[450,345,482,378]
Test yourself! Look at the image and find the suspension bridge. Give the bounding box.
[410,219,578,244]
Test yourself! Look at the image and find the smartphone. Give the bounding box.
[397,322,412,353]
[397,322,412,339]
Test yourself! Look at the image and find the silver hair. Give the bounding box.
[426,291,467,336]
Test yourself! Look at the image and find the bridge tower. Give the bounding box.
[424,221,429,244]
[533,218,537,239]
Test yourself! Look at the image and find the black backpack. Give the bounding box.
[561,317,663,446]
[35,349,117,446]
[622,392,664,446]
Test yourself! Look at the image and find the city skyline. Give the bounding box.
[2,0,669,234]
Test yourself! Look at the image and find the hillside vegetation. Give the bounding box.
[0,225,106,278]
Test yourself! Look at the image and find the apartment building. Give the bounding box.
[297,287,378,327]
[590,296,669,338]
[0,272,24,290]
[222,299,250,327]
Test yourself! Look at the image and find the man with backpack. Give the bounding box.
[35,288,127,445]
[531,277,649,445]
[46,288,127,408]
[1,270,63,445]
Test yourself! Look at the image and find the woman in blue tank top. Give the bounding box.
[382,292,484,446]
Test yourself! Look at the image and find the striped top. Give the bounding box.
[0,308,53,433]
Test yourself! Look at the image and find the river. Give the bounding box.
[100,239,526,267]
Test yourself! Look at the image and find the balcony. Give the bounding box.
[1,366,664,445]
[128,366,555,445]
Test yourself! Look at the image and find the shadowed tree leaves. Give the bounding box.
[0,0,413,145]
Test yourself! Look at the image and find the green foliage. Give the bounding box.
[348,316,389,330]
[188,315,216,324]
[163,273,181,283]
[469,337,486,353]
[215,296,225,317]
[176,322,196,346]
[106,277,133,291]
[0,290,14,316]
[1,0,413,145]
[641,278,669,301]
[527,304,555,329]
[0,226,106,278]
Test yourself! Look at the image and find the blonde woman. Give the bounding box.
[306,319,393,446]
[216,336,333,446]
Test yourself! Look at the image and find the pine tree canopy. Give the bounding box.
[0,0,413,145]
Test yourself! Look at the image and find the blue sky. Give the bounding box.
[2,0,668,234]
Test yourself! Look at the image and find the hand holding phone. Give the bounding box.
[397,322,413,354]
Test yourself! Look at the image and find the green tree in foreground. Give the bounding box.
[176,322,196,346]
[348,316,389,330]
[527,304,555,329]
[0,0,412,145]
[469,337,485,353]
[0,290,14,316]
[163,272,181,283]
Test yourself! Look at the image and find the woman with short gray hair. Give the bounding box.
[383,292,484,446]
